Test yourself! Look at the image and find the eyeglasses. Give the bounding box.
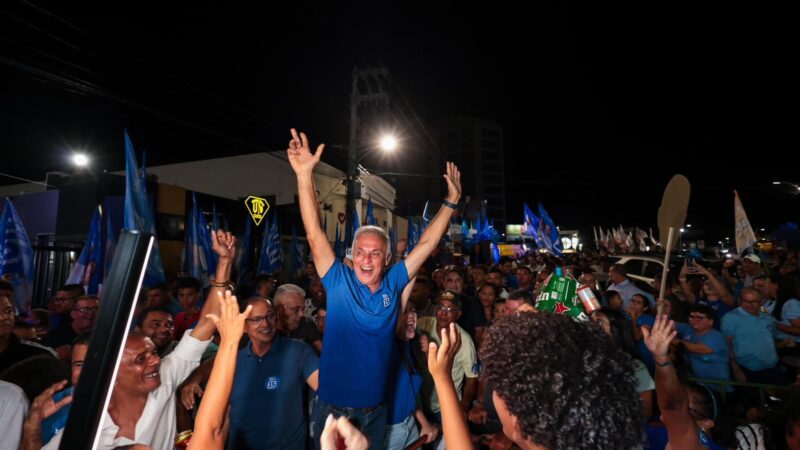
[72,306,99,314]
[281,306,304,315]
[245,313,277,325]
[436,305,460,313]
[688,315,709,321]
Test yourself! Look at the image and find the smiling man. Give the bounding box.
[97,230,237,450]
[288,128,461,449]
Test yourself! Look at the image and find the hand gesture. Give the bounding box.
[443,162,462,204]
[419,422,440,444]
[287,128,325,176]
[211,229,237,262]
[641,314,676,360]
[419,334,430,354]
[26,380,72,425]
[427,323,461,382]
[320,414,369,450]
[206,290,252,344]
[180,383,204,410]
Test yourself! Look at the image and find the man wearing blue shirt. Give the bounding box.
[608,264,655,308]
[721,288,783,384]
[227,298,319,450]
[288,128,462,449]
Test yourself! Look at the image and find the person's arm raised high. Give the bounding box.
[287,128,335,278]
[402,162,461,311]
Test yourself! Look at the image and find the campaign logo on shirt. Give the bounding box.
[383,293,391,308]
[264,376,281,390]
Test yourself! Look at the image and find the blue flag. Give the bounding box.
[291,225,304,275]
[103,208,118,285]
[267,213,283,273]
[365,198,375,225]
[184,193,207,279]
[66,206,103,294]
[123,131,166,285]
[523,203,544,248]
[237,219,252,283]
[407,219,419,254]
[334,223,344,259]
[389,227,397,259]
[198,208,217,275]
[0,199,35,313]
[257,216,271,275]
[538,203,563,257]
[352,208,361,234]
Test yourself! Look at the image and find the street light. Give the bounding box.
[379,135,397,152]
[72,153,89,167]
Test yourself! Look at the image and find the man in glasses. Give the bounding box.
[418,290,479,428]
[275,284,322,354]
[47,284,85,332]
[677,305,731,392]
[46,295,99,361]
[226,297,320,450]
[0,295,56,374]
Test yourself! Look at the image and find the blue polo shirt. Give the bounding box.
[387,340,423,425]
[227,335,319,450]
[319,259,409,407]
[683,328,731,392]
[721,308,778,371]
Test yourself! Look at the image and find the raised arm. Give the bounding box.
[404,162,462,278]
[694,264,735,307]
[429,323,474,450]
[642,315,704,450]
[189,291,252,450]
[191,230,236,341]
[287,128,335,277]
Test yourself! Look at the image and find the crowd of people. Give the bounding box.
[2,129,800,449]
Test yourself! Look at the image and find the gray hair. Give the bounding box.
[273,284,306,305]
[351,225,391,258]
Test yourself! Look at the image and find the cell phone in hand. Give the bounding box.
[686,257,695,267]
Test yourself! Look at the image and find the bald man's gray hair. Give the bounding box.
[273,284,307,305]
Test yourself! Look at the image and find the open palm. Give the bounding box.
[287,128,325,176]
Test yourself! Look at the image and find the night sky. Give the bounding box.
[1,2,796,244]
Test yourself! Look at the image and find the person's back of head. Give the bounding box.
[480,313,644,450]
[0,354,69,402]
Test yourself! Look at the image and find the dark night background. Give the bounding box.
[1,1,796,244]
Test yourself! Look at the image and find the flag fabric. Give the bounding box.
[66,206,103,294]
[635,228,648,252]
[649,228,660,247]
[407,219,419,254]
[334,223,344,259]
[198,207,217,275]
[0,198,35,313]
[389,227,398,259]
[365,198,375,226]
[257,215,271,274]
[103,209,117,284]
[267,213,283,273]
[291,225,304,275]
[734,190,757,255]
[183,193,207,279]
[534,274,589,321]
[237,219,252,284]
[538,203,563,257]
[123,131,166,285]
[522,203,543,247]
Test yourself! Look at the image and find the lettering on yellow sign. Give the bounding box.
[245,196,270,226]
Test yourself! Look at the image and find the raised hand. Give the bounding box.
[26,380,72,424]
[641,314,677,360]
[443,162,462,204]
[211,229,237,262]
[206,290,252,343]
[287,128,325,176]
[428,323,461,382]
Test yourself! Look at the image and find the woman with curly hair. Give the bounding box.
[480,313,645,450]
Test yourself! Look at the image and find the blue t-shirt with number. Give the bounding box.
[319,259,409,407]
[228,336,319,450]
